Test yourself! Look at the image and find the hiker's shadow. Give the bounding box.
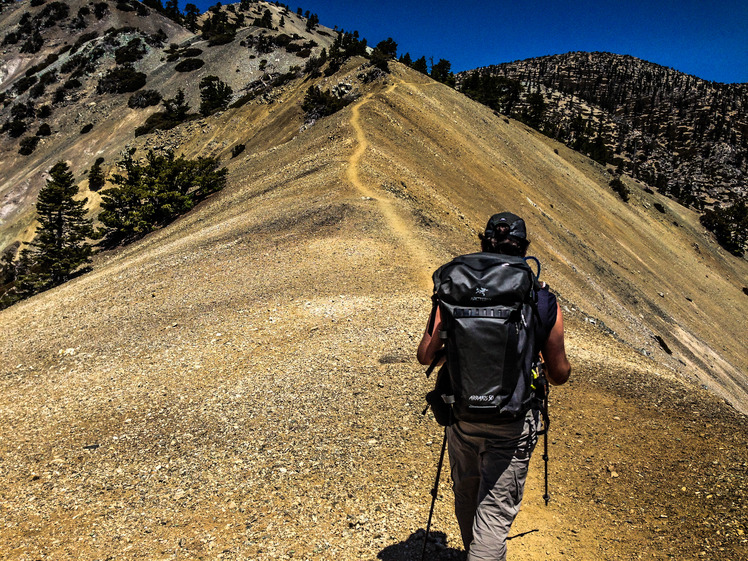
[377,529,465,561]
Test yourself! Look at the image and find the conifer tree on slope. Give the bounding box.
[17,161,93,295]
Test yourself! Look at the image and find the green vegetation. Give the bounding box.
[199,76,233,116]
[301,85,351,120]
[128,89,162,109]
[253,8,273,29]
[700,199,748,256]
[97,65,147,94]
[609,177,630,202]
[520,91,546,129]
[229,72,297,109]
[12,162,93,302]
[231,144,245,158]
[305,13,319,31]
[19,136,40,155]
[459,72,522,114]
[371,38,397,72]
[0,243,20,309]
[429,59,455,86]
[201,7,238,45]
[134,89,194,136]
[114,37,147,65]
[174,58,205,72]
[98,150,228,247]
[88,158,106,192]
[4,119,27,138]
[183,3,200,32]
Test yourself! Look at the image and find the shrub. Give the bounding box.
[52,88,67,104]
[36,123,51,136]
[93,2,108,19]
[207,33,235,46]
[39,1,69,26]
[11,101,34,121]
[70,31,99,54]
[231,144,245,158]
[24,53,59,77]
[273,34,293,47]
[609,177,630,202]
[174,58,204,72]
[134,113,174,136]
[13,76,38,95]
[114,38,146,65]
[80,123,94,134]
[61,53,85,73]
[19,135,40,155]
[97,65,147,94]
[115,1,135,12]
[134,89,193,136]
[147,29,168,47]
[128,89,162,109]
[5,120,27,138]
[302,85,352,120]
[182,47,203,58]
[2,31,18,45]
[29,82,46,99]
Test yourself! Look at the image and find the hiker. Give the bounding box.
[417,212,571,560]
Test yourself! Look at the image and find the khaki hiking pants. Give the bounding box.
[447,410,539,560]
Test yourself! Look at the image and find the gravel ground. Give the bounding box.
[1,60,746,561]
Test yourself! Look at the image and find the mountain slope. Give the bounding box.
[1,55,746,559]
[458,52,748,209]
[0,0,334,251]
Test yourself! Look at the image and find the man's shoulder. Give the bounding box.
[537,283,558,332]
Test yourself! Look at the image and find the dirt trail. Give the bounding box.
[346,86,434,289]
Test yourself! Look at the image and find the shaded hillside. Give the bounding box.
[0,54,746,560]
[458,52,748,209]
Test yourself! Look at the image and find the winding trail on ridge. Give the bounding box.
[346,84,434,290]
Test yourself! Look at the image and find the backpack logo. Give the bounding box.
[472,286,490,302]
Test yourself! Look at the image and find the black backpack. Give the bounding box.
[427,252,546,424]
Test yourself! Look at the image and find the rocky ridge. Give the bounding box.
[458,52,748,208]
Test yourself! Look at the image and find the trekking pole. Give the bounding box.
[542,394,550,506]
[543,425,549,505]
[421,427,448,561]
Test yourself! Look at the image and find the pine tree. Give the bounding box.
[164,0,181,22]
[183,3,200,32]
[16,162,93,295]
[199,76,233,116]
[412,56,428,75]
[164,89,190,121]
[88,158,106,191]
[99,150,228,246]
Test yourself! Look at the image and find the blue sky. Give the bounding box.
[182,0,748,84]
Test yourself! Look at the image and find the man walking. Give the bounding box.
[417,212,571,560]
